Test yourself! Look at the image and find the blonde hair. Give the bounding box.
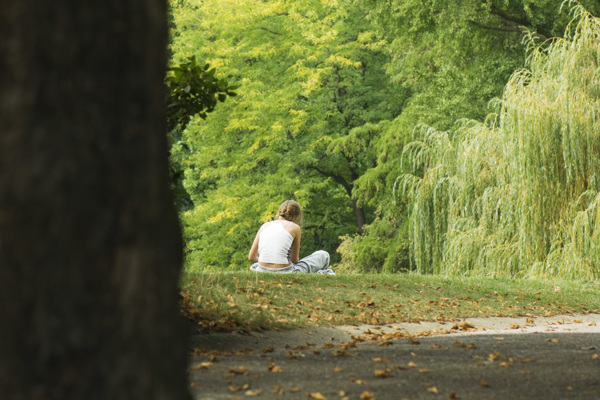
[278,200,303,224]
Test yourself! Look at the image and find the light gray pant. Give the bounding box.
[250,250,330,274]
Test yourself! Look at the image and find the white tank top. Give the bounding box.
[258,221,294,264]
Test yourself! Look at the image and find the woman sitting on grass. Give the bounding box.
[249,200,333,274]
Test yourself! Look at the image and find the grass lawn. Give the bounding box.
[180,271,600,333]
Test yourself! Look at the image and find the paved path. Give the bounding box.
[188,314,600,400]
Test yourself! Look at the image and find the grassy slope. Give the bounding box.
[180,272,600,333]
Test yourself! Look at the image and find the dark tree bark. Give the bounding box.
[0,1,190,399]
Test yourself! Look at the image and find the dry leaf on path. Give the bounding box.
[268,363,282,373]
[245,389,262,396]
[190,361,213,370]
[227,366,250,376]
[360,391,376,400]
[374,369,393,378]
[229,384,250,392]
[308,392,327,400]
[372,357,391,364]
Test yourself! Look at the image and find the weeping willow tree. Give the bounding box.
[400,3,600,279]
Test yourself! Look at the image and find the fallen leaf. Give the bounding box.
[589,321,597,327]
[308,392,327,400]
[548,338,560,343]
[453,340,476,349]
[428,386,439,394]
[228,384,250,392]
[272,385,284,395]
[339,391,347,397]
[479,379,490,388]
[268,363,282,373]
[510,324,520,329]
[227,366,250,376]
[519,370,532,375]
[333,367,342,372]
[190,361,213,370]
[360,391,376,400]
[449,393,460,399]
[498,362,511,368]
[407,361,418,368]
[372,357,391,364]
[591,354,599,360]
[350,377,367,385]
[374,369,393,378]
[245,389,262,396]
[290,387,301,393]
[487,352,501,362]
[494,337,505,341]
[419,368,431,373]
[451,319,475,331]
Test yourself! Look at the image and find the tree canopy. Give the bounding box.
[168,0,600,277]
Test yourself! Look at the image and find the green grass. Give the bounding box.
[180,271,600,332]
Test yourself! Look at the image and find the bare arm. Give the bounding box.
[248,226,263,262]
[289,225,301,264]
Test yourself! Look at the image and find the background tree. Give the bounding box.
[399,3,600,278]
[338,0,600,272]
[169,0,406,270]
[0,1,190,398]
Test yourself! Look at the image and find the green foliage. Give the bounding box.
[165,56,237,132]
[169,0,406,270]
[401,4,600,279]
[341,0,600,273]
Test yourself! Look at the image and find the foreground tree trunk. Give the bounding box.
[0,1,191,399]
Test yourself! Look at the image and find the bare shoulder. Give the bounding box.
[288,222,301,236]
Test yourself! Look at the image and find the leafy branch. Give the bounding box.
[165,56,237,132]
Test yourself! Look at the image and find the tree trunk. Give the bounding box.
[0,1,190,399]
[351,198,367,235]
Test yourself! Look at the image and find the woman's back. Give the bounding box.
[258,221,294,264]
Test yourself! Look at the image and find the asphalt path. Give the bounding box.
[188,314,600,400]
